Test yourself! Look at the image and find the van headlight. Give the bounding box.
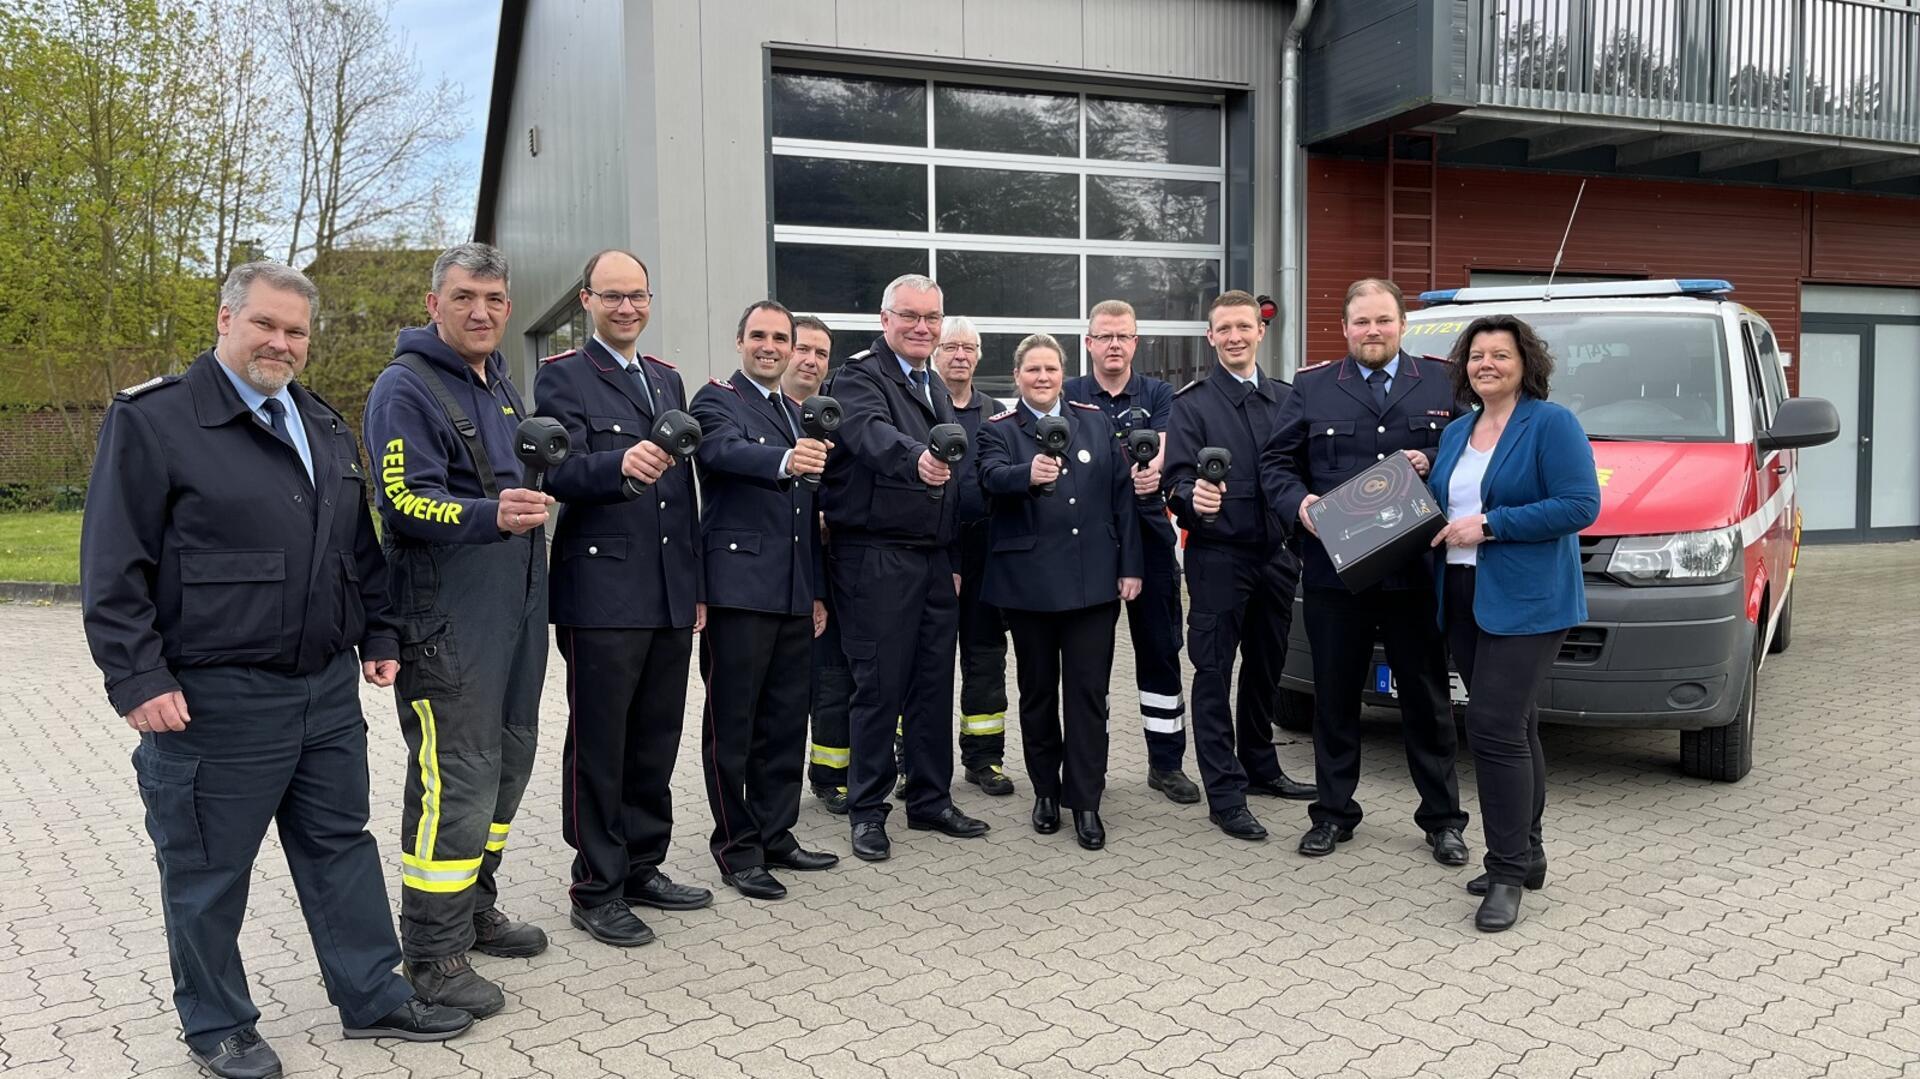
[1607,527,1741,585]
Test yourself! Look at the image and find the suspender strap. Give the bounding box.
[391,352,500,500]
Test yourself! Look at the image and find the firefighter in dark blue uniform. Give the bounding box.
[1164,291,1318,843]
[1064,299,1201,806]
[81,262,471,1079]
[934,316,1014,797]
[976,334,1143,851]
[689,300,841,902]
[361,245,553,1016]
[819,274,988,862]
[1259,278,1469,863]
[531,249,713,949]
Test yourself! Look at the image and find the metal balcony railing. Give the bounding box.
[1472,0,1920,145]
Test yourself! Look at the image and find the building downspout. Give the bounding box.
[1278,0,1315,377]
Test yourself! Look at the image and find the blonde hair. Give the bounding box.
[1014,332,1065,369]
[1088,299,1135,323]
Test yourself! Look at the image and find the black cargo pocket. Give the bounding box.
[587,414,641,452]
[840,635,878,663]
[177,548,285,657]
[1186,610,1222,670]
[133,747,208,870]
[1309,421,1354,473]
[396,618,460,701]
[705,529,762,556]
[866,477,934,536]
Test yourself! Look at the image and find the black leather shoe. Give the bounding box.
[1209,805,1268,841]
[1073,810,1105,850]
[626,871,713,911]
[188,1028,282,1079]
[1466,860,1547,896]
[1297,821,1355,856]
[471,907,548,958]
[569,900,656,948]
[1427,828,1470,866]
[813,785,848,815]
[1476,883,1524,932]
[768,847,839,871]
[1147,768,1202,804]
[966,765,1017,796]
[851,821,891,861]
[342,997,474,1042]
[1246,773,1318,800]
[1031,797,1060,834]
[403,954,504,1018]
[907,806,990,838]
[722,866,787,900]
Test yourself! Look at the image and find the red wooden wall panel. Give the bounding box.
[1809,193,1920,285]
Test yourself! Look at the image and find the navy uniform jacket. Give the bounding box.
[950,388,1005,530]
[362,326,530,547]
[533,337,703,629]
[81,352,398,716]
[1260,351,1456,591]
[1063,371,1175,529]
[976,401,1144,612]
[1164,362,1293,551]
[689,370,821,617]
[819,337,959,549]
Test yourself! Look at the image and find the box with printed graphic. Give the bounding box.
[1306,453,1444,592]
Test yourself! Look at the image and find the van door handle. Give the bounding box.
[1773,463,1787,475]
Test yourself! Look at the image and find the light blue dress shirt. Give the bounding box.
[217,359,314,484]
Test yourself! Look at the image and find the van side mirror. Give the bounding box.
[1757,396,1840,452]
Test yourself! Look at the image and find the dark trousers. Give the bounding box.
[956,531,1009,771]
[1126,516,1187,771]
[1445,566,1564,885]
[1183,542,1299,812]
[146,653,413,1054]
[807,588,854,789]
[388,535,545,960]
[557,625,693,908]
[1003,603,1120,810]
[699,607,812,873]
[830,543,959,825]
[1304,584,1466,833]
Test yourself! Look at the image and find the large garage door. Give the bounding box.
[1801,285,1920,542]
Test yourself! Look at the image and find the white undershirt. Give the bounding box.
[1446,443,1492,566]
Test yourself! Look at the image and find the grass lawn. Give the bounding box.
[0,511,82,584]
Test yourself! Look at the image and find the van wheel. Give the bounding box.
[1680,628,1760,782]
[1277,688,1315,734]
[1767,588,1793,654]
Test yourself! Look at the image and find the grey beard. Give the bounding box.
[246,356,295,393]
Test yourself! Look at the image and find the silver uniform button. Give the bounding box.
[1377,425,1386,433]
[1068,497,1076,505]
[1071,528,1080,536]
[612,424,622,433]
[1326,427,1335,436]
[588,545,599,555]
[1376,453,1386,460]
[728,543,738,551]
[661,535,669,544]
[659,501,667,509]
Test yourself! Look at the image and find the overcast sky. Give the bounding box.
[388,0,502,237]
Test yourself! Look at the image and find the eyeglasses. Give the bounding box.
[937,343,979,355]
[885,308,944,328]
[585,288,654,309]
[1089,333,1138,345]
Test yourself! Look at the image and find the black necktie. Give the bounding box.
[626,361,649,396]
[1367,367,1389,411]
[260,398,295,449]
[908,368,931,408]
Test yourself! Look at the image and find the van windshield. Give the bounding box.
[1406,313,1731,441]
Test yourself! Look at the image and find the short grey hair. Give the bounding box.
[431,242,510,294]
[220,261,319,318]
[880,273,941,313]
[938,315,979,343]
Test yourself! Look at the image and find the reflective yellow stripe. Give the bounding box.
[410,699,442,862]
[485,821,511,853]
[809,743,850,768]
[961,712,1005,736]
[895,715,904,737]
[400,851,482,893]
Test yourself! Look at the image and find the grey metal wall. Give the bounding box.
[495,0,1293,388]
[1302,0,1465,145]
[488,0,633,389]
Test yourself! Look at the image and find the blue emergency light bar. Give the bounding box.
[1418,279,1735,305]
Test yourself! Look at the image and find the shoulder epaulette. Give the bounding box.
[988,408,1017,421]
[850,349,873,361]
[1174,379,1201,396]
[1422,353,1451,364]
[115,375,178,400]
[540,348,577,365]
[707,376,736,392]
[1295,359,1335,375]
[1068,400,1100,411]
[645,353,675,370]
[300,384,345,420]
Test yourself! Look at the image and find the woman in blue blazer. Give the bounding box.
[976,334,1143,851]
[1427,314,1601,932]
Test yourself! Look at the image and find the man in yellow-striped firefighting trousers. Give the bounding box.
[361,242,550,1021]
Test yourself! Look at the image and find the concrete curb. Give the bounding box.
[0,581,81,604]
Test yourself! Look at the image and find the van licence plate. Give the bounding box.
[1375,663,1470,705]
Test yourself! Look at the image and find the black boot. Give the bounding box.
[1475,883,1524,932]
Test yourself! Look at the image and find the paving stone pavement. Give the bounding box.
[2,543,1917,1078]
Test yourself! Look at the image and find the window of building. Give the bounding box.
[769,65,1228,397]
[532,291,590,362]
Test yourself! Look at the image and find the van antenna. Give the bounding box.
[1543,179,1587,302]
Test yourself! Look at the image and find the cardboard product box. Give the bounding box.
[1306,453,1444,592]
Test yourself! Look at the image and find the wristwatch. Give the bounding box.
[1480,519,1495,540]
